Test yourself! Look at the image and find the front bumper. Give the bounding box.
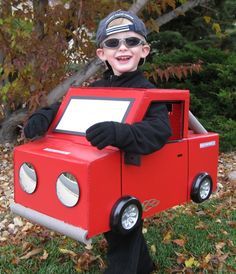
[10,202,91,245]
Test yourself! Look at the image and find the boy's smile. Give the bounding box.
[96,31,150,76]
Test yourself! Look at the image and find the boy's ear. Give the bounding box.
[96,48,107,61]
[141,44,150,59]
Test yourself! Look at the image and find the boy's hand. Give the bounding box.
[86,121,116,149]
[24,114,50,139]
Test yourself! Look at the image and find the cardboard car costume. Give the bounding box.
[11,87,219,244]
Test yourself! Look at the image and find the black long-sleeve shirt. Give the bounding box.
[90,69,172,154]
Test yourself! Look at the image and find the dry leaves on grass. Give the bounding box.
[20,247,43,260]
[173,250,232,273]
[11,242,45,265]
[58,244,106,272]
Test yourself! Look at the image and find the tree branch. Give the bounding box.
[32,0,49,39]
[129,0,149,14]
[154,0,210,28]
[0,109,27,143]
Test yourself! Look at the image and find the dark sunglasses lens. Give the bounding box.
[125,37,141,47]
[104,38,119,48]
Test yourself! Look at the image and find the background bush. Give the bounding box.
[143,20,236,152]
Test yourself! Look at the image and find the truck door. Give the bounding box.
[121,101,189,218]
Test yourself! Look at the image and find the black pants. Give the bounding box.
[104,222,154,274]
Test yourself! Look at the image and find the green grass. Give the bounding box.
[146,199,236,273]
[0,197,235,273]
[0,236,103,274]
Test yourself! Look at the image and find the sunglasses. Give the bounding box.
[101,37,146,49]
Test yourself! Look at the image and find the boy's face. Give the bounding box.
[96,31,150,76]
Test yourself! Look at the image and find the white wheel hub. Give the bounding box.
[121,204,139,230]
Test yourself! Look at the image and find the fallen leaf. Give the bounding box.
[163,230,172,243]
[227,221,236,228]
[195,210,206,216]
[204,253,212,263]
[150,244,156,254]
[169,266,185,273]
[97,255,106,271]
[98,238,108,252]
[0,237,7,242]
[85,243,93,250]
[220,229,228,235]
[20,248,43,260]
[185,257,200,268]
[22,241,32,252]
[218,253,229,262]
[176,254,185,264]
[11,257,20,265]
[13,217,23,227]
[207,233,215,240]
[142,228,147,234]
[226,239,234,247]
[59,248,77,257]
[172,239,186,247]
[40,249,49,260]
[21,222,33,232]
[185,269,195,274]
[195,221,207,230]
[215,242,225,251]
[210,255,220,268]
[75,252,95,271]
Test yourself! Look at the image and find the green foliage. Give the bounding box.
[201,116,236,152]
[147,31,186,53]
[144,18,236,151]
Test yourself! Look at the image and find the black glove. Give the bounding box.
[86,121,116,149]
[24,114,50,139]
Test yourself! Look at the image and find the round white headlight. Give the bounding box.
[56,172,79,207]
[19,163,37,194]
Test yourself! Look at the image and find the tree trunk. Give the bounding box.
[0,109,27,143]
[47,57,103,105]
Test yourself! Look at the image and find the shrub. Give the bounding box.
[144,43,236,151]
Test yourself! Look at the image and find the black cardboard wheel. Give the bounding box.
[191,173,213,203]
[110,196,142,234]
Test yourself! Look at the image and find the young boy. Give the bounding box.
[24,10,171,274]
